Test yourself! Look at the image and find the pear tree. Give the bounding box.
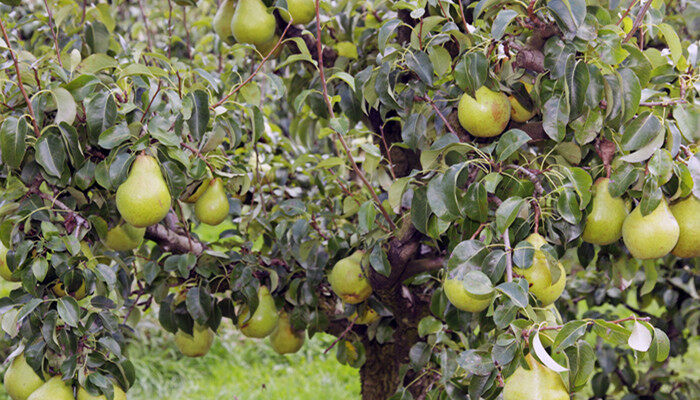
[0,0,698,399]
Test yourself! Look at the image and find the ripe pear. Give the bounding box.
[582,178,628,245]
[3,353,44,400]
[281,0,316,25]
[457,86,511,138]
[509,81,536,123]
[622,200,680,259]
[116,154,171,228]
[0,241,19,282]
[350,307,380,325]
[26,376,74,400]
[443,278,492,313]
[269,312,305,354]
[238,286,279,338]
[103,222,145,251]
[194,178,229,226]
[670,196,700,258]
[231,0,276,46]
[77,383,126,400]
[503,354,569,400]
[174,322,215,357]
[513,233,567,305]
[328,251,372,304]
[53,280,87,301]
[213,0,236,45]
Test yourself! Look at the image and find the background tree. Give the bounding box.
[0,0,698,399]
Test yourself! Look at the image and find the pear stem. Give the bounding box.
[323,314,358,354]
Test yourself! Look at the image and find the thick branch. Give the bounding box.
[145,223,204,255]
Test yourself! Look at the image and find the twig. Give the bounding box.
[623,0,652,43]
[323,315,358,354]
[314,0,396,231]
[457,0,470,33]
[0,17,41,137]
[506,164,544,195]
[181,142,214,172]
[211,23,292,109]
[136,0,154,51]
[42,0,64,68]
[617,0,640,25]
[640,98,687,107]
[522,315,651,337]
[470,223,487,240]
[310,214,329,240]
[140,81,163,122]
[504,227,513,282]
[378,124,396,179]
[418,96,460,138]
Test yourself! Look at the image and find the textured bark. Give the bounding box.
[366,108,420,178]
[145,223,204,255]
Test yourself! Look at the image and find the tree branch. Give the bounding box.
[145,223,205,255]
[623,0,652,43]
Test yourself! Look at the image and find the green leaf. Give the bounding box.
[512,241,534,269]
[454,53,488,96]
[657,23,682,63]
[547,0,587,35]
[417,316,443,337]
[608,164,640,197]
[57,122,85,168]
[619,68,641,123]
[565,341,595,390]
[186,90,210,140]
[557,188,581,224]
[496,281,528,308]
[80,54,118,74]
[462,270,494,298]
[378,19,401,53]
[491,10,518,40]
[369,244,391,278]
[0,117,28,169]
[411,186,431,235]
[51,87,77,125]
[553,321,588,352]
[464,182,488,223]
[34,131,67,178]
[542,94,569,142]
[98,122,131,149]
[496,129,530,161]
[566,60,589,120]
[496,197,524,233]
[406,51,434,86]
[402,114,426,149]
[57,297,79,327]
[648,328,670,362]
[86,92,117,140]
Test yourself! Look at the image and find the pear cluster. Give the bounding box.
[3,353,126,400]
[514,233,567,306]
[213,0,315,55]
[582,180,699,259]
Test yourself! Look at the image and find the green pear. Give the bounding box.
[194,178,229,226]
[77,383,126,400]
[457,86,511,138]
[582,178,628,245]
[349,307,380,325]
[281,0,316,25]
[213,0,236,45]
[26,376,74,400]
[238,286,279,338]
[3,353,44,400]
[622,200,680,259]
[328,251,372,304]
[670,196,700,258]
[513,233,567,305]
[0,240,19,282]
[269,312,305,354]
[231,0,276,46]
[116,154,171,228]
[443,278,492,313]
[174,322,215,357]
[256,35,281,58]
[103,222,145,251]
[503,354,569,400]
[53,280,87,301]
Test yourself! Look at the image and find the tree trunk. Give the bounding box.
[360,341,401,400]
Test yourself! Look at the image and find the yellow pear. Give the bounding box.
[509,81,536,123]
[582,178,628,245]
[457,86,511,138]
[269,312,305,354]
[103,222,145,251]
[622,200,680,259]
[53,280,87,301]
[26,376,74,400]
[194,178,229,226]
[443,278,492,313]
[231,0,276,46]
[513,233,567,305]
[0,241,19,282]
[670,196,700,258]
[76,382,126,400]
[213,0,236,45]
[281,0,316,25]
[238,286,279,338]
[3,353,44,400]
[503,354,569,400]
[174,322,215,357]
[328,251,372,304]
[116,154,171,228]
[349,307,380,324]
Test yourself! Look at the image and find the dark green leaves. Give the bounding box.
[454,53,487,96]
[542,94,569,142]
[34,131,67,178]
[186,90,210,140]
[406,51,433,86]
[57,297,80,327]
[0,117,28,169]
[547,0,587,36]
[496,129,530,161]
[370,244,391,277]
[86,92,117,140]
[491,10,518,40]
[496,197,525,233]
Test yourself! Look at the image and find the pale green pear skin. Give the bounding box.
[328,251,372,304]
[3,354,44,400]
[231,0,276,46]
[457,86,511,138]
[238,286,279,338]
[77,384,127,400]
[174,322,215,357]
[103,223,145,251]
[213,0,236,44]
[443,279,491,313]
[670,196,700,258]
[281,0,316,25]
[504,354,569,400]
[582,178,628,245]
[116,155,171,228]
[26,376,73,400]
[513,233,567,305]
[194,178,229,226]
[0,240,19,282]
[622,200,680,259]
[269,312,305,354]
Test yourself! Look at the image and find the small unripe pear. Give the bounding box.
[622,200,680,259]
[457,86,511,138]
[26,376,73,400]
[213,0,236,45]
[194,178,229,226]
[3,353,44,400]
[238,286,279,338]
[53,280,87,300]
[174,322,215,357]
[503,354,569,400]
[328,251,372,304]
[443,278,492,313]
[0,240,19,282]
[281,0,316,25]
[513,233,567,305]
[116,154,171,228]
[231,0,276,46]
[582,178,628,245]
[670,196,700,258]
[103,222,145,251]
[269,312,305,354]
[77,383,127,400]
